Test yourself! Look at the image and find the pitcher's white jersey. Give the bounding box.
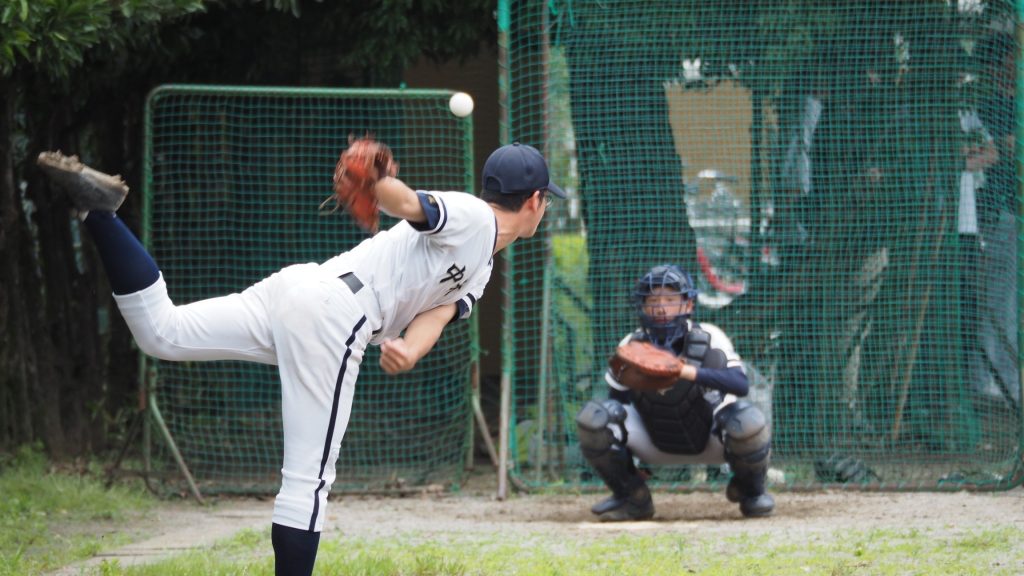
[114,188,498,532]
[321,190,495,343]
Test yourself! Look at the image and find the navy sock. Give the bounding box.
[82,212,160,295]
[271,523,321,576]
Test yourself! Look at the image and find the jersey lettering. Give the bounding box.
[440,263,466,295]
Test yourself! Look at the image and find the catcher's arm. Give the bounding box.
[638,353,745,394]
[375,176,426,223]
[693,365,748,396]
[679,363,698,381]
[379,303,456,374]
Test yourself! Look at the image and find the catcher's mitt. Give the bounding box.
[324,135,398,233]
[608,340,684,392]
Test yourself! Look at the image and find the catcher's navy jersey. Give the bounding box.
[321,190,495,344]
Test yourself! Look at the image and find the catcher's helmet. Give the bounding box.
[633,264,697,348]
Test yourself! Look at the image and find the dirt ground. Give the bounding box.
[325,476,1024,544]
[54,470,1024,574]
[338,488,1023,538]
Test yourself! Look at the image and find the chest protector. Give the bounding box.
[632,326,715,454]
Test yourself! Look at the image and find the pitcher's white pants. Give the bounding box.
[113,263,377,531]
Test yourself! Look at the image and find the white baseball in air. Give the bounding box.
[449,92,474,118]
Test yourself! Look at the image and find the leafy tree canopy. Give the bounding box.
[2,0,494,83]
[0,0,206,79]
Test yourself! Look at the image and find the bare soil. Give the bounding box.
[54,470,1024,574]
[326,474,1024,541]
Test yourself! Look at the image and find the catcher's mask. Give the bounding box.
[633,264,697,348]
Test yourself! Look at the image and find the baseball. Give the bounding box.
[449,92,474,118]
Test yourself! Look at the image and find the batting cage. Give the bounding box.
[501,0,1023,491]
[142,85,476,494]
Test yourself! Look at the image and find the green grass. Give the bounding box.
[6,444,1022,576]
[99,524,1024,576]
[0,444,156,576]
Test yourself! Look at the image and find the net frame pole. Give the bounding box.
[462,112,480,472]
[534,6,553,485]
[148,371,205,504]
[142,84,475,494]
[140,93,203,504]
[1015,0,1024,479]
[497,0,512,501]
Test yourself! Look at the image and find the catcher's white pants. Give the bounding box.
[617,398,736,466]
[114,263,380,531]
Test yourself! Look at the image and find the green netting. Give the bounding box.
[505,1,1023,491]
[142,85,475,493]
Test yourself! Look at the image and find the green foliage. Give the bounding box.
[1,0,494,460]
[166,1,495,86]
[551,232,593,387]
[0,0,497,85]
[0,444,156,576]
[551,234,588,297]
[0,0,205,79]
[252,0,303,18]
[323,0,495,69]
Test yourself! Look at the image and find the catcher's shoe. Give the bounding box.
[36,151,129,219]
[739,493,775,518]
[591,489,654,522]
[726,477,775,517]
[725,476,745,503]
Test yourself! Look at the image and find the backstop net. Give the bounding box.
[143,85,475,493]
[504,0,1023,490]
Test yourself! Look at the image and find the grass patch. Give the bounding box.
[0,444,156,576]
[98,524,1024,576]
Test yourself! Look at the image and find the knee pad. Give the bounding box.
[716,400,771,466]
[576,399,626,456]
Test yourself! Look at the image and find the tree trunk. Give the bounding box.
[26,158,71,458]
[0,76,36,450]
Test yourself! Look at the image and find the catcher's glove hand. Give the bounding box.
[323,134,398,233]
[608,340,684,392]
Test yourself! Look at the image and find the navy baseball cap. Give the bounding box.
[482,142,566,198]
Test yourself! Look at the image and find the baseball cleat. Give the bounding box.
[739,493,775,518]
[36,151,129,216]
[591,492,655,522]
[726,476,775,517]
[725,478,743,503]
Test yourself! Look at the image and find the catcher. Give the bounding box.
[37,139,563,576]
[576,264,774,521]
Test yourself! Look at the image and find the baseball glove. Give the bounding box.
[324,135,398,233]
[608,340,684,392]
